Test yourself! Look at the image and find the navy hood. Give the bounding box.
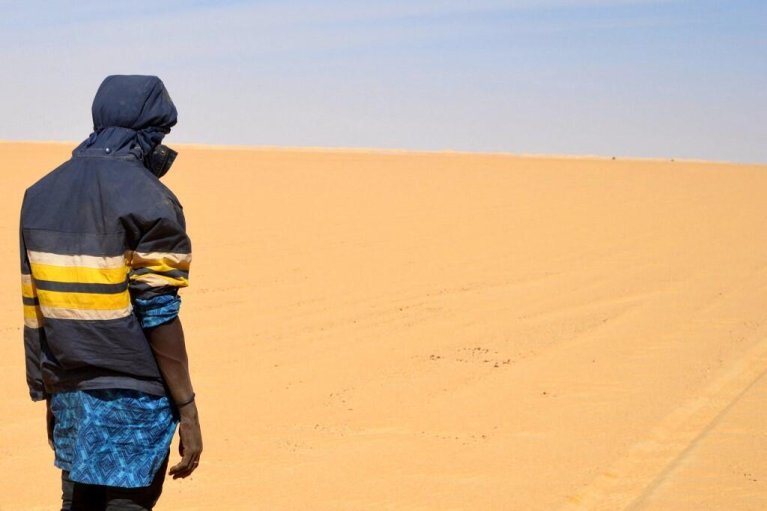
[74,75,177,160]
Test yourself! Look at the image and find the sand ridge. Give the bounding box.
[1,142,766,510]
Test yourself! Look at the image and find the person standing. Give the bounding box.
[19,75,202,510]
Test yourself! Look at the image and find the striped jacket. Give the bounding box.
[20,141,190,401]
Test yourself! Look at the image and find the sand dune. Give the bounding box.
[1,141,765,510]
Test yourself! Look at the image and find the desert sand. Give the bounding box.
[1,141,765,510]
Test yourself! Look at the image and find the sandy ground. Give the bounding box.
[1,141,766,510]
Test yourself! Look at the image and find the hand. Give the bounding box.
[46,397,55,451]
[169,403,202,479]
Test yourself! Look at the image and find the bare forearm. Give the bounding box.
[146,315,203,477]
[147,317,195,407]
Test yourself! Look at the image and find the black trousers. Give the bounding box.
[61,456,168,511]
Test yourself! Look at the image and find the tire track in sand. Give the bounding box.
[559,333,767,511]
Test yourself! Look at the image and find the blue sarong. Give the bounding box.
[51,389,177,488]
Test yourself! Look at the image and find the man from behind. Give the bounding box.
[19,75,202,511]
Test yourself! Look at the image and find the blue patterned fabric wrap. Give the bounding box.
[133,294,181,329]
[51,389,177,488]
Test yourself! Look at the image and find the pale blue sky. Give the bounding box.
[1,1,765,162]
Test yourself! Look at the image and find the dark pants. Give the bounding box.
[61,456,168,511]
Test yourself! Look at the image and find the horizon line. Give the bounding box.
[1,139,759,167]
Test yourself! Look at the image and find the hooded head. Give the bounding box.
[92,75,177,132]
[75,75,178,176]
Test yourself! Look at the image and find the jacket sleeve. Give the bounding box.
[20,210,47,401]
[126,197,192,328]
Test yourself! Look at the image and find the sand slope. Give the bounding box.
[1,142,765,510]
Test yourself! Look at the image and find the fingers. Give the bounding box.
[169,450,201,479]
[169,425,203,479]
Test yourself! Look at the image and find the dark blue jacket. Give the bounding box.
[20,76,191,401]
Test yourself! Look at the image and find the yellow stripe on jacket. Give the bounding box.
[21,273,37,298]
[130,251,192,272]
[129,273,189,288]
[129,251,191,288]
[23,305,43,328]
[30,263,128,285]
[21,274,43,328]
[37,289,130,311]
